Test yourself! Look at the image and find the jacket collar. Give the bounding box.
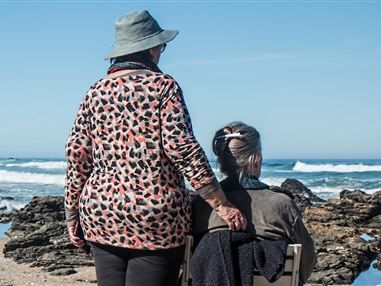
[221,173,269,192]
[239,173,269,191]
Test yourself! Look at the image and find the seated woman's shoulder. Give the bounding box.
[268,186,295,200]
[251,186,297,209]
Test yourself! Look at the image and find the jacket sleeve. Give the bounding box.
[65,96,93,211]
[289,205,317,284]
[160,80,219,197]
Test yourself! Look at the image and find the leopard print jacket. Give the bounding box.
[65,70,216,249]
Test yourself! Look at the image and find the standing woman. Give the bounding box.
[64,11,246,286]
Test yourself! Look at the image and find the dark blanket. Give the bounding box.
[190,231,288,286]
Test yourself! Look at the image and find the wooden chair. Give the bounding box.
[181,235,302,286]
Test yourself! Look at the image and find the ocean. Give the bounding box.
[1,158,381,215]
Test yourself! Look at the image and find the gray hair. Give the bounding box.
[212,122,261,177]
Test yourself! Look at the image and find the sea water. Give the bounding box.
[1,158,381,284]
[1,157,381,214]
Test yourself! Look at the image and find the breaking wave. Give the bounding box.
[0,170,64,186]
[5,161,66,170]
[293,161,381,173]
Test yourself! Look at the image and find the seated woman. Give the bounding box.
[192,122,316,285]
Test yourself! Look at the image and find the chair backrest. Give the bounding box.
[181,235,301,286]
[253,244,302,286]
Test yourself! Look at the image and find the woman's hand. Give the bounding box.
[215,202,247,231]
[203,186,247,231]
[67,222,89,254]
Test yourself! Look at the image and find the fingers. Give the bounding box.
[216,205,248,231]
[233,218,242,231]
[227,220,235,231]
[229,214,245,231]
[238,213,247,231]
[67,225,86,249]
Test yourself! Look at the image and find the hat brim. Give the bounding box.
[105,29,178,60]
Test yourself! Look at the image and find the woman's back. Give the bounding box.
[192,174,299,240]
[192,174,316,284]
[77,71,191,249]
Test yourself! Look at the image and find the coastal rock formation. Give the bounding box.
[281,179,325,211]
[2,196,94,275]
[282,180,381,285]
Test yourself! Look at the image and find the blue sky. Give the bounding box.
[0,1,380,159]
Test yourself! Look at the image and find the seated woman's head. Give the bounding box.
[212,122,262,178]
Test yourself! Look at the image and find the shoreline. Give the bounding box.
[0,238,96,286]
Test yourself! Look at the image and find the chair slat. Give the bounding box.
[254,275,292,286]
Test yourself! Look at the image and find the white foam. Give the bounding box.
[310,186,381,195]
[6,161,66,170]
[0,199,25,213]
[293,161,381,173]
[261,177,285,187]
[0,170,64,186]
[309,186,344,195]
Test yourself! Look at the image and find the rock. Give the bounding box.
[3,196,94,274]
[0,196,18,223]
[281,179,325,203]
[303,185,381,285]
[49,268,77,276]
[0,213,13,223]
[373,253,381,270]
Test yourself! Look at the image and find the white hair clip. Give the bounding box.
[216,132,243,140]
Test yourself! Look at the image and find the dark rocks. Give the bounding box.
[0,213,13,224]
[281,179,325,203]
[3,196,94,275]
[269,179,381,284]
[372,252,381,270]
[304,188,381,284]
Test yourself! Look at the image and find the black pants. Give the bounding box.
[90,242,185,286]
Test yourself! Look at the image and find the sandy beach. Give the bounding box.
[0,238,96,286]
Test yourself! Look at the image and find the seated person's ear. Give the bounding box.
[254,153,262,168]
[253,153,262,175]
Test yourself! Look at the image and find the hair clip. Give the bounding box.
[216,132,243,140]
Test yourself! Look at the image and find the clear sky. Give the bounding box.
[0,1,380,159]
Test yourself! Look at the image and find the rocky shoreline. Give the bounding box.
[1,196,94,276]
[1,180,381,285]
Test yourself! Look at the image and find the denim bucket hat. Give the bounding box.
[105,10,179,60]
